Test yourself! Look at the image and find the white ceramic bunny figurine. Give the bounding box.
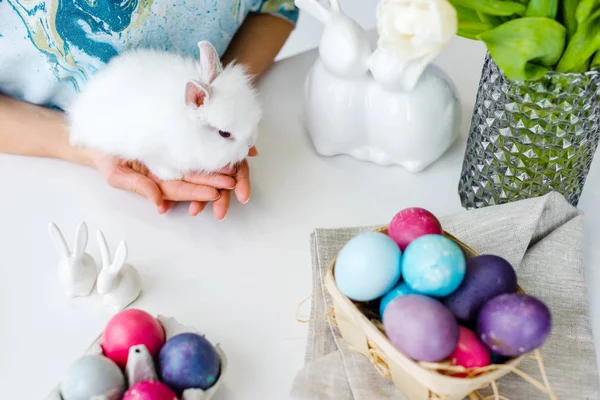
[96,230,141,310]
[48,222,98,297]
[296,0,460,173]
[126,345,158,387]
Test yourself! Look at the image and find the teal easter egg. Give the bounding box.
[335,232,401,301]
[401,235,466,297]
[61,355,125,400]
[380,282,416,316]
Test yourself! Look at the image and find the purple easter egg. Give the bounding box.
[383,294,459,362]
[477,293,552,357]
[444,255,517,321]
[159,333,221,393]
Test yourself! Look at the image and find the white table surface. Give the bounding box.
[1,37,599,399]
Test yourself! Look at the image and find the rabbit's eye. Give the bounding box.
[218,130,232,139]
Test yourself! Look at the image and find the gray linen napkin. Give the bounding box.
[291,192,599,400]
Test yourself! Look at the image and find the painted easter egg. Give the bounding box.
[477,293,552,357]
[379,281,417,317]
[448,327,491,376]
[60,355,125,400]
[388,207,443,251]
[401,234,466,297]
[444,255,517,321]
[102,309,165,368]
[383,294,459,362]
[159,333,221,392]
[334,232,401,301]
[122,380,178,400]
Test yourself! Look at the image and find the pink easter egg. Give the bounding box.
[448,326,491,377]
[101,309,165,369]
[388,208,443,251]
[123,380,177,400]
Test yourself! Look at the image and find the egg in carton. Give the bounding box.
[45,315,228,400]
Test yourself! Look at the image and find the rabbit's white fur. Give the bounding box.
[96,230,141,310]
[48,222,97,297]
[68,41,261,180]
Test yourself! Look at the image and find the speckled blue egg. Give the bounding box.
[334,232,402,301]
[60,355,125,400]
[379,282,417,317]
[159,333,221,393]
[401,235,466,297]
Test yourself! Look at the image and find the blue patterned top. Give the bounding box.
[0,0,298,110]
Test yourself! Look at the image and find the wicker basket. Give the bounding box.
[324,227,525,400]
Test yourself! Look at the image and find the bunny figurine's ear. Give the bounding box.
[72,222,88,258]
[185,81,210,108]
[111,240,128,274]
[96,229,111,268]
[48,222,70,258]
[198,41,223,83]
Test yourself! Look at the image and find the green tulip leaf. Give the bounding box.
[576,0,600,25]
[593,51,600,69]
[478,17,567,80]
[525,0,558,18]
[562,0,580,39]
[451,0,527,16]
[557,9,600,72]
[476,11,508,26]
[451,1,482,21]
[458,20,495,39]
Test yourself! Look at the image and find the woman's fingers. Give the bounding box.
[189,201,208,216]
[158,200,176,215]
[107,165,164,207]
[213,190,231,221]
[234,160,251,204]
[183,172,236,189]
[158,180,220,202]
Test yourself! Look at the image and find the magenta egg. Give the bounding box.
[102,309,165,368]
[122,380,177,400]
[388,208,443,251]
[448,327,491,377]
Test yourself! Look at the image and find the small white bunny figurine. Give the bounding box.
[126,345,158,387]
[96,230,141,310]
[48,222,97,297]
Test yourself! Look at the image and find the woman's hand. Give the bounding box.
[88,147,257,220]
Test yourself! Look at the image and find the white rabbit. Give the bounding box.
[68,41,261,181]
[296,0,460,173]
[126,344,158,387]
[96,230,141,310]
[48,222,97,297]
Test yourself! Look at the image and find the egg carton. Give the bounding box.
[45,315,227,400]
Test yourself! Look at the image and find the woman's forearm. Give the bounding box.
[222,13,294,80]
[0,95,91,166]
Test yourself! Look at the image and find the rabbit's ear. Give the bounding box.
[185,80,210,108]
[96,229,112,268]
[198,41,223,84]
[295,0,332,23]
[329,0,341,12]
[111,240,128,274]
[73,222,88,258]
[48,222,70,258]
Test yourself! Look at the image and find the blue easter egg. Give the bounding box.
[401,234,466,297]
[335,232,402,301]
[379,282,416,316]
[159,333,221,393]
[61,355,125,400]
